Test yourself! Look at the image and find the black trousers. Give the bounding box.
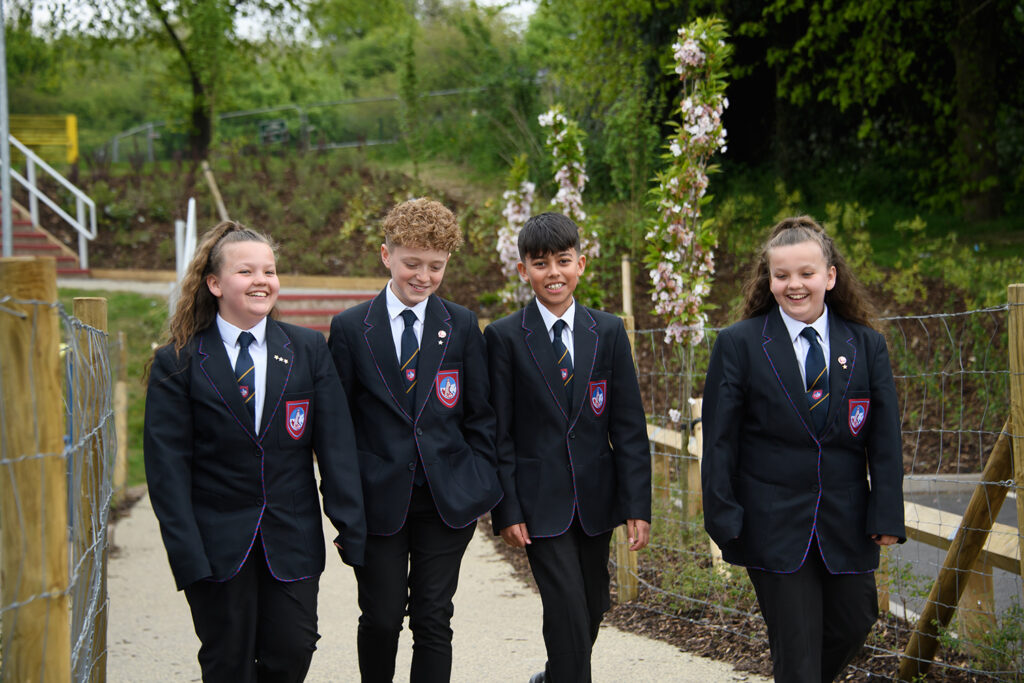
[525,516,613,683]
[184,536,320,683]
[354,484,476,683]
[747,538,878,683]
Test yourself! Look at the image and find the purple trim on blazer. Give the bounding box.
[198,329,302,582]
[753,318,872,575]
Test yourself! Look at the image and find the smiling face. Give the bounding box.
[382,243,450,307]
[767,240,836,324]
[517,248,586,317]
[206,240,279,330]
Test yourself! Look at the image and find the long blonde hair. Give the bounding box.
[739,215,877,330]
[163,221,278,355]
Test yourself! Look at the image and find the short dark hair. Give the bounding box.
[518,212,581,261]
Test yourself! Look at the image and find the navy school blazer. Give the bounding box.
[328,291,502,535]
[701,306,906,574]
[144,318,366,591]
[484,300,652,538]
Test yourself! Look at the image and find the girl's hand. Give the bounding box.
[500,523,531,548]
[871,534,898,546]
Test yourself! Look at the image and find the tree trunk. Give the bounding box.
[952,0,1001,221]
[190,74,213,161]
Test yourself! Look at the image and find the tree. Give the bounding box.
[741,0,1020,220]
[46,0,305,160]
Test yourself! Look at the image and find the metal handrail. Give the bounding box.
[8,134,96,269]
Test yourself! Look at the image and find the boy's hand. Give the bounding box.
[871,534,898,546]
[500,523,531,548]
[626,519,650,551]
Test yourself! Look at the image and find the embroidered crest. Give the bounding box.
[285,400,309,440]
[405,368,417,382]
[848,399,870,436]
[812,389,824,401]
[436,370,459,408]
[589,381,607,416]
[560,368,569,381]
[239,385,251,399]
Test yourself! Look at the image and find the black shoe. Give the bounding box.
[529,673,545,683]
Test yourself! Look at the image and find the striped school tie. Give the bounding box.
[235,331,256,424]
[800,326,829,433]
[399,309,419,411]
[552,319,573,403]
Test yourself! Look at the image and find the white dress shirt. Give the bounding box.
[385,282,428,361]
[216,314,268,432]
[779,305,830,387]
[536,298,576,365]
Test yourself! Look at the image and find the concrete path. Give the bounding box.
[108,492,767,682]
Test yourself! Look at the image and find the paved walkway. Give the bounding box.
[108,492,768,682]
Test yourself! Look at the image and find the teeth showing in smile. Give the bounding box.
[546,283,564,290]
[248,292,268,297]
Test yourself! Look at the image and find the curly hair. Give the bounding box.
[160,221,278,357]
[382,198,463,253]
[739,215,878,330]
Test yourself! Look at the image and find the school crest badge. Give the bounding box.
[812,389,824,402]
[239,385,251,399]
[285,400,309,440]
[589,380,607,416]
[436,370,459,408]
[560,368,569,381]
[848,399,870,436]
[405,368,416,382]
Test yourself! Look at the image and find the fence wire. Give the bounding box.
[620,306,1023,681]
[0,296,116,681]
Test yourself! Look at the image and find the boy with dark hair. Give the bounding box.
[485,211,652,683]
[329,198,502,683]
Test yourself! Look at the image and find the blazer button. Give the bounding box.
[566,464,572,472]
[810,484,820,493]
[255,497,264,506]
[408,462,416,471]
[568,432,575,439]
[416,427,423,436]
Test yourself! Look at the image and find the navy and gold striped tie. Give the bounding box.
[552,319,573,403]
[235,331,256,424]
[399,309,419,411]
[800,327,829,433]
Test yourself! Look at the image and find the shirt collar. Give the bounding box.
[536,298,576,334]
[216,313,268,347]
[385,281,428,322]
[779,304,829,344]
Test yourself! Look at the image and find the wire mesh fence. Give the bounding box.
[620,302,1024,681]
[0,265,116,682]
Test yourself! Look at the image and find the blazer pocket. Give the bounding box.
[278,391,314,449]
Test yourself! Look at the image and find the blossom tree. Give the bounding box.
[539,105,599,261]
[497,154,535,305]
[645,18,731,346]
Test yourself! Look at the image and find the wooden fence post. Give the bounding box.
[1008,283,1024,587]
[685,398,703,520]
[615,298,640,602]
[73,297,110,682]
[113,330,128,498]
[898,420,1014,680]
[0,257,71,681]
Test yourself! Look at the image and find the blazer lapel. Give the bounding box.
[260,319,293,441]
[522,300,571,419]
[825,315,856,437]
[197,324,257,436]
[761,309,815,435]
[569,305,598,420]
[414,296,452,417]
[363,291,409,417]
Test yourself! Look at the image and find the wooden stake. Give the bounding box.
[898,419,1014,680]
[113,331,128,497]
[0,257,71,681]
[73,297,110,682]
[1008,283,1024,587]
[615,312,640,603]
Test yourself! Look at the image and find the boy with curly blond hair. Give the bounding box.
[328,198,502,682]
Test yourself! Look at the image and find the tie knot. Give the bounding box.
[238,331,255,349]
[553,319,567,337]
[401,309,417,328]
[800,327,818,344]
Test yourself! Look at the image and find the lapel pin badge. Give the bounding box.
[438,330,447,338]
[838,355,847,369]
